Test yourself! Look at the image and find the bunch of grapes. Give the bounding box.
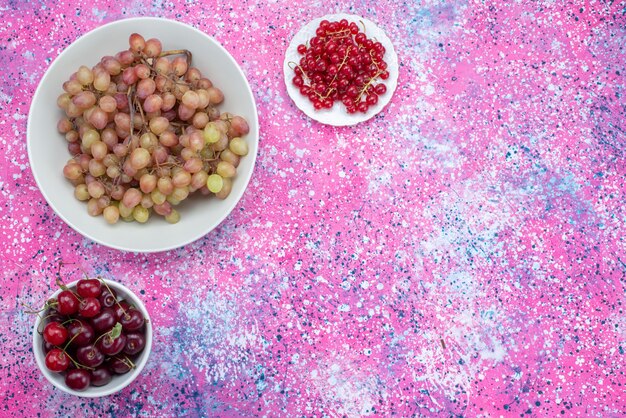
[57,33,250,224]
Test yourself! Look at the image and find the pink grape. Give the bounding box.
[58,33,251,224]
[122,188,142,209]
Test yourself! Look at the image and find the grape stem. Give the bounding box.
[158,49,193,69]
[127,86,135,140]
[134,95,147,127]
[141,57,192,89]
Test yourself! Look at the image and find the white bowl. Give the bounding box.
[32,279,153,397]
[27,17,259,252]
[283,13,399,126]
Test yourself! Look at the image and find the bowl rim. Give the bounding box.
[32,278,153,397]
[26,16,259,253]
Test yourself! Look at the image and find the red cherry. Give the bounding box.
[107,357,133,374]
[76,344,105,368]
[65,369,90,391]
[79,297,101,318]
[76,278,102,298]
[120,308,145,331]
[57,290,79,315]
[45,348,70,372]
[91,367,112,387]
[43,322,69,346]
[99,288,118,308]
[123,332,147,355]
[97,333,127,356]
[67,319,95,347]
[91,307,117,334]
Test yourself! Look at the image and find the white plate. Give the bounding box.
[283,13,399,126]
[27,17,259,253]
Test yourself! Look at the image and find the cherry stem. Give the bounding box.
[61,318,82,327]
[36,312,64,333]
[91,328,113,348]
[98,278,128,317]
[121,355,136,369]
[63,329,82,351]
[64,351,94,371]
[22,301,50,315]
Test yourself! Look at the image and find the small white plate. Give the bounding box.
[283,13,399,126]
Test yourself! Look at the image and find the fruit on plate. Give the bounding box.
[290,18,389,113]
[57,33,251,224]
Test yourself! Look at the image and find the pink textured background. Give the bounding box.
[1,0,626,416]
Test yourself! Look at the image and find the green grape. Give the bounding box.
[132,206,150,223]
[206,174,224,193]
[203,123,221,144]
[229,137,248,156]
[165,209,180,224]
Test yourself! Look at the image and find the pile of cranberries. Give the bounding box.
[37,278,147,391]
[291,18,389,113]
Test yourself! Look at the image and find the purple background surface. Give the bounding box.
[1,0,625,416]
